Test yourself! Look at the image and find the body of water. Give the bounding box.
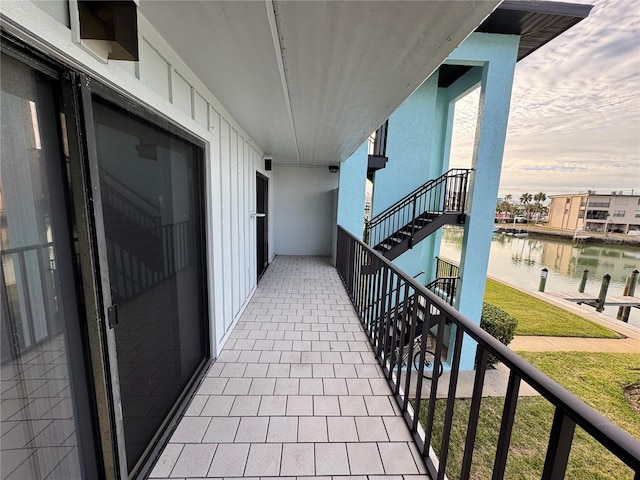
[439,226,640,328]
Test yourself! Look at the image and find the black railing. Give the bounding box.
[427,257,460,305]
[435,256,459,280]
[108,220,193,303]
[425,276,457,306]
[1,242,61,360]
[336,226,640,479]
[100,175,161,231]
[365,169,470,249]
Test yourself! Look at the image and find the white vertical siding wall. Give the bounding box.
[0,1,264,357]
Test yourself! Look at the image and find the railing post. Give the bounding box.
[410,194,417,247]
[541,409,576,480]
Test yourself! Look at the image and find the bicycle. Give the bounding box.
[383,320,443,380]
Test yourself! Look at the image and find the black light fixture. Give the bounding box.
[264,158,272,171]
[328,165,339,173]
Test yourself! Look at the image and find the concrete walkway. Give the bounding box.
[150,256,430,479]
[510,335,640,353]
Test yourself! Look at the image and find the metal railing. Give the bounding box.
[336,226,640,479]
[107,220,193,304]
[1,242,61,360]
[425,276,457,306]
[435,256,459,280]
[426,257,460,305]
[365,169,470,249]
[100,176,161,231]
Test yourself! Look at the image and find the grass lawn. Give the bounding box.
[419,352,640,479]
[519,351,640,440]
[484,278,620,338]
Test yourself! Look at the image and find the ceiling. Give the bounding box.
[139,1,501,166]
[438,1,593,88]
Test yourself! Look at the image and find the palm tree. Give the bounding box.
[533,192,547,222]
[520,193,532,220]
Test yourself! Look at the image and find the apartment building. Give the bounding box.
[548,192,640,234]
[3,1,622,479]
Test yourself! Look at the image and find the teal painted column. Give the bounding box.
[372,75,438,215]
[424,87,457,279]
[449,33,520,370]
[371,75,440,278]
[337,142,368,238]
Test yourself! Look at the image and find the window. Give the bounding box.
[589,200,610,207]
[635,211,640,218]
[613,210,625,217]
[586,210,609,220]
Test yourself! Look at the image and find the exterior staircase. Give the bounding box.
[365,169,471,260]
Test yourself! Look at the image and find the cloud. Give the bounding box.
[450,0,640,197]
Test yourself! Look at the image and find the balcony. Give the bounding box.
[149,255,429,478]
[149,240,639,479]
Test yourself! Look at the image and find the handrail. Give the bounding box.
[365,169,471,252]
[336,226,640,478]
[99,167,161,217]
[425,276,457,306]
[435,256,459,279]
[368,168,471,227]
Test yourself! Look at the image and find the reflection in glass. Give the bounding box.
[93,98,207,471]
[1,53,89,480]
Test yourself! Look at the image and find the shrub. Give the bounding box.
[479,302,518,368]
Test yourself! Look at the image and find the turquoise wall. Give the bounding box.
[336,32,520,370]
[337,142,368,237]
[446,33,520,369]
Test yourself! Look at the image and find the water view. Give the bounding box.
[439,226,640,328]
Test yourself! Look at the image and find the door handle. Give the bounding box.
[251,212,266,218]
[107,305,119,329]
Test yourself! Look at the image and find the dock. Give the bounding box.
[549,292,640,308]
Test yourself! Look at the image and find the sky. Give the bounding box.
[449,0,640,199]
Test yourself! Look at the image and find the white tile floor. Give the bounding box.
[150,256,430,479]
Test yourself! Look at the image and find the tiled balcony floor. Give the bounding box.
[150,256,430,479]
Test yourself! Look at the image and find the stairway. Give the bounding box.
[366,169,470,260]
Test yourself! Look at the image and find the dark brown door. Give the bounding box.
[256,173,268,280]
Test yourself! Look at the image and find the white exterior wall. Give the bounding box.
[273,166,339,256]
[0,1,271,357]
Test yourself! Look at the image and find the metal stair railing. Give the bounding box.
[365,169,471,250]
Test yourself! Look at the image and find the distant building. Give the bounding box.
[548,191,640,234]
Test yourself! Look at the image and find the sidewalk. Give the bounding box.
[510,335,640,353]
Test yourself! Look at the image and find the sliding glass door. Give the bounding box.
[1,39,210,479]
[89,94,208,474]
[0,51,98,480]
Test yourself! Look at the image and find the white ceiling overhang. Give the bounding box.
[139,0,500,166]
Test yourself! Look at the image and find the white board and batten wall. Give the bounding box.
[0,0,277,357]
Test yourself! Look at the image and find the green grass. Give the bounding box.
[484,278,620,338]
[520,352,640,440]
[419,352,640,479]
